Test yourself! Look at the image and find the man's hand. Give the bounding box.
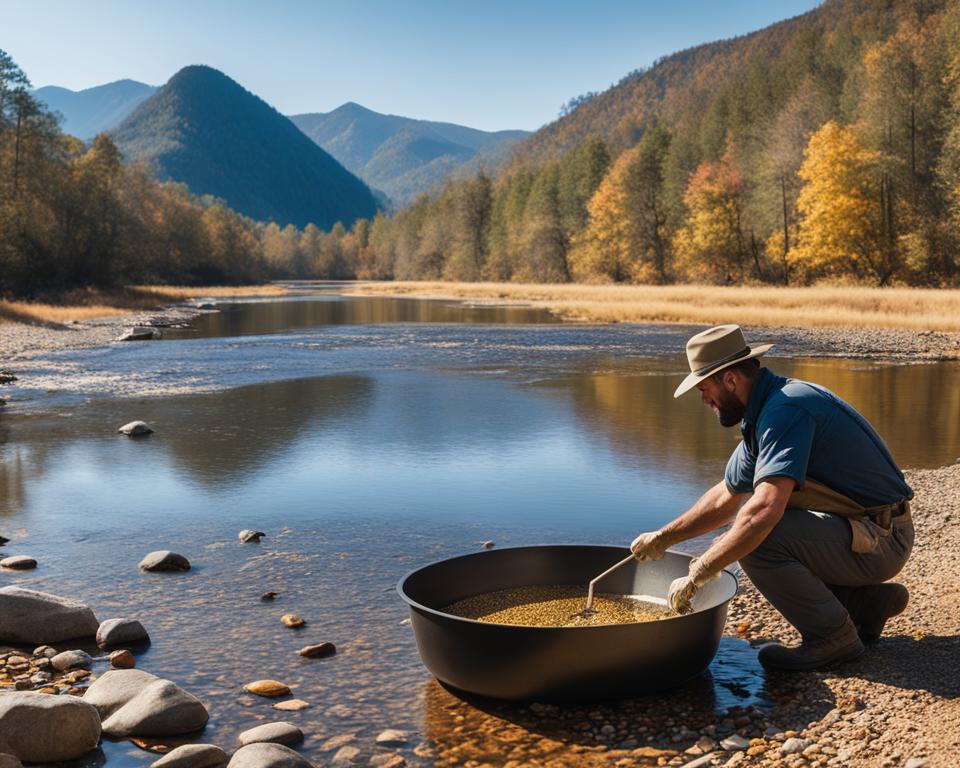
[667,557,718,614]
[631,530,670,561]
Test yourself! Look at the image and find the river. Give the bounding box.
[1,291,958,765]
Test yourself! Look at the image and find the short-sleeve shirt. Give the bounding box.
[724,368,912,507]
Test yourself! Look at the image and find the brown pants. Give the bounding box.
[739,509,914,641]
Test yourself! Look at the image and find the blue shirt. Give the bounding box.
[724,368,912,507]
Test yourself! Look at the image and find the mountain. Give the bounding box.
[290,102,529,205]
[33,80,157,139]
[111,66,378,230]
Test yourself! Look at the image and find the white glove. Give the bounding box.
[667,557,718,615]
[630,529,670,561]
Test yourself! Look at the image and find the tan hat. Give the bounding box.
[674,324,773,398]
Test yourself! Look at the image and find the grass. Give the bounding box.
[346,281,960,332]
[0,284,287,326]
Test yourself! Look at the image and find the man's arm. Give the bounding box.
[632,480,746,558]
[697,476,795,572]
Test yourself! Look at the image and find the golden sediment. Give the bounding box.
[444,585,671,627]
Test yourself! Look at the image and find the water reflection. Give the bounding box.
[164,296,559,340]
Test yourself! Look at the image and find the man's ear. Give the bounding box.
[723,369,737,392]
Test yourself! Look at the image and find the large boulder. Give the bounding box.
[227,743,313,768]
[0,587,98,644]
[150,744,228,768]
[83,668,208,737]
[139,551,191,572]
[0,692,101,762]
[237,721,304,746]
[97,617,150,648]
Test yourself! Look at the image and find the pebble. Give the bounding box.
[0,555,37,570]
[782,738,812,754]
[330,745,361,766]
[375,729,410,746]
[905,760,928,768]
[281,614,305,628]
[109,650,135,669]
[243,680,291,698]
[273,699,311,711]
[720,735,750,751]
[238,530,265,543]
[33,646,57,658]
[370,755,406,768]
[320,734,356,751]
[298,642,336,658]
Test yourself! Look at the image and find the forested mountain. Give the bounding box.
[290,103,528,205]
[346,0,960,287]
[32,80,156,139]
[111,66,378,229]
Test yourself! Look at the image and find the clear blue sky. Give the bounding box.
[5,0,822,132]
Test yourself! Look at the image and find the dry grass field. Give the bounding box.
[347,281,960,331]
[0,284,287,326]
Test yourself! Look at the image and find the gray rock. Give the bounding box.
[0,587,99,644]
[139,551,191,572]
[97,617,150,648]
[0,557,36,570]
[51,650,93,671]
[298,642,336,658]
[781,738,812,754]
[118,327,161,342]
[83,668,208,737]
[720,734,750,750]
[0,754,23,768]
[680,754,717,768]
[375,729,409,746]
[118,420,154,435]
[239,530,265,543]
[237,721,304,747]
[32,645,57,658]
[150,744,228,768]
[0,692,101,762]
[330,745,361,766]
[228,743,314,768]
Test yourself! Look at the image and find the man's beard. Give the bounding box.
[715,389,746,427]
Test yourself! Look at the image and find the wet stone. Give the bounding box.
[281,614,305,628]
[139,551,191,572]
[273,699,310,712]
[0,556,36,570]
[109,650,135,669]
[375,729,410,746]
[298,642,336,658]
[243,680,290,698]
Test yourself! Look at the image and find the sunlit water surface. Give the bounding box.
[1,294,958,765]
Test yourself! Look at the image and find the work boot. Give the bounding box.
[842,583,909,644]
[757,621,864,672]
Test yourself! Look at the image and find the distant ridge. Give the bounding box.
[111,65,379,230]
[33,80,157,139]
[291,102,529,205]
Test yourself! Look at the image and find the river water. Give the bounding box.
[1,293,958,765]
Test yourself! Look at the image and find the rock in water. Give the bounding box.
[281,614,305,628]
[260,591,279,601]
[83,668,209,737]
[118,420,154,436]
[237,721,304,747]
[273,699,310,711]
[149,744,228,768]
[0,586,99,644]
[238,530,265,543]
[97,617,151,648]
[330,746,362,766]
[0,692,101,763]
[109,650,136,669]
[298,642,335,658]
[0,535,9,546]
[51,650,93,671]
[118,327,161,341]
[243,680,291,698]
[0,556,36,570]
[139,551,191,572]
[228,743,313,768]
[375,729,410,746]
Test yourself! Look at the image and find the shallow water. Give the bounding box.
[1,294,958,765]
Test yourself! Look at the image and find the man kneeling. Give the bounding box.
[632,325,914,671]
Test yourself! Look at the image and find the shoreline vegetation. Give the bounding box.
[346,281,960,332]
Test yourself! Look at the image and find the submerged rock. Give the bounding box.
[237,721,304,747]
[281,614,305,628]
[238,530,265,543]
[118,420,154,436]
[228,743,313,768]
[97,617,150,648]
[149,744,228,768]
[375,729,410,746]
[243,680,291,698]
[261,591,279,601]
[83,668,208,737]
[0,586,98,644]
[273,699,310,712]
[139,551,191,572]
[0,692,101,763]
[0,556,36,570]
[298,642,335,658]
[51,650,93,671]
[330,746,362,766]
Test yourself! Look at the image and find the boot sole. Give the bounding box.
[758,641,865,672]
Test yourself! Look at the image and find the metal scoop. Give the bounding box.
[580,553,637,616]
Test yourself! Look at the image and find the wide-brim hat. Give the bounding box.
[674,324,773,398]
